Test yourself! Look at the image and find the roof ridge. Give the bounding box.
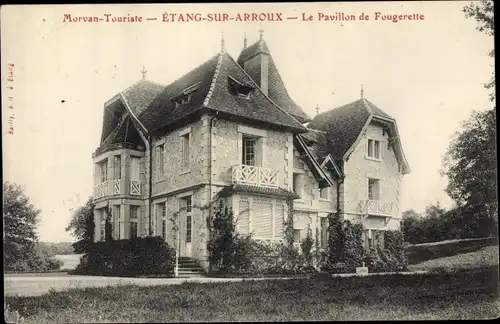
[316,98,366,118]
[226,53,306,132]
[203,52,224,107]
[99,114,129,147]
[361,97,374,117]
[120,92,148,134]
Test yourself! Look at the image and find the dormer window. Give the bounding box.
[228,76,254,99]
[171,82,201,107]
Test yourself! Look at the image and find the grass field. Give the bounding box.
[408,245,499,272]
[53,254,82,270]
[5,267,499,322]
[405,237,498,264]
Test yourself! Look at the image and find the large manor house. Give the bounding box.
[91,32,410,269]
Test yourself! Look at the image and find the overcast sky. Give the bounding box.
[2,2,494,242]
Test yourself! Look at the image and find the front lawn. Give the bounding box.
[5,267,499,322]
[408,245,499,272]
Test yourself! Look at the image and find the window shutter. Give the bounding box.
[237,196,250,235]
[252,197,273,239]
[275,202,285,238]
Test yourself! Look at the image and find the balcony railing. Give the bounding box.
[130,179,141,195]
[232,164,279,188]
[94,181,108,198]
[359,200,394,216]
[93,179,142,199]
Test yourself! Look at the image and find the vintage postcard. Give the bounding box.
[2,2,497,322]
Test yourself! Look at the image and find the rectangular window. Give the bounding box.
[162,219,167,239]
[186,215,192,243]
[100,209,106,241]
[320,187,329,199]
[320,218,328,248]
[114,206,121,239]
[130,205,138,220]
[99,160,108,183]
[374,141,380,159]
[293,173,303,196]
[368,178,380,200]
[367,139,381,159]
[242,136,257,166]
[181,134,190,171]
[183,196,192,213]
[113,155,121,179]
[293,229,301,243]
[130,156,140,181]
[130,221,138,239]
[157,144,165,178]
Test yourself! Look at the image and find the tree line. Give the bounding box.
[402,1,496,245]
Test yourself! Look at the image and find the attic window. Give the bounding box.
[171,82,201,107]
[228,76,254,99]
[172,93,192,107]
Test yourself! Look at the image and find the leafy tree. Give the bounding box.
[3,181,59,271]
[442,109,497,236]
[65,197,95,253]
[463,0,495,101]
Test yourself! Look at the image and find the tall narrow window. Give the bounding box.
[100,209,106,241]
[242,136,257,166]
[155,144,165,179]
[99,160,108,183]
[368,178,380,200]
[182,196,192,243]
[374,141,380,159]
[114,205,121,239]
[130,206,138,239]
[181,134,190,171]
[367,139,381,159]
[293,173,303,197]
[162,219,167,239]
[130,156,140,181]
[320,187,329,199]
[320,218,328,248]
[113,155,121,179]
[293,229,301,243]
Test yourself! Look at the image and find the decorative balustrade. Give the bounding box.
[359,200,394,216]
[232,164,279,188]
[94,181,108,198]
[113,179,121,194]
[130,179,142,195]
[93,179,142,199]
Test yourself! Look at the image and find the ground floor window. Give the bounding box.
[293,229,301,243]
[162,219,167,239]
[320,217,328,248]
[130,205,139,239]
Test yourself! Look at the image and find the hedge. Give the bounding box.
[70,236,176,277]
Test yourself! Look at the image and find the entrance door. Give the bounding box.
[180,196,193,257]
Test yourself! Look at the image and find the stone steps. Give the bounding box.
[177,257,205,278]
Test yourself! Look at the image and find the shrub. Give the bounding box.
[300,227,314,269]
[71,236,175,277]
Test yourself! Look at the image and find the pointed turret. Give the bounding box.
[237,31,311,123]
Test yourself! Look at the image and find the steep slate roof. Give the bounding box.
[122,80,165,117]
[308,99,372,161]
[94,115,144,155]
[237,40,311,124]
[139,52,306,133]
[100,80,164,143]
[308,98,410,174]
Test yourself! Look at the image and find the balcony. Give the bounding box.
[232,164,279,188]
[93,178,142,199]
[359,200,394,216]
[94,181,108,198]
